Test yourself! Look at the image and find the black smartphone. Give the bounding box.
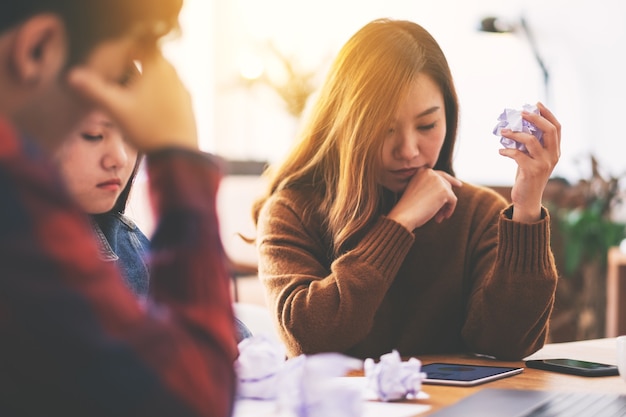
[525,358,619,377]
[421,363,523,386]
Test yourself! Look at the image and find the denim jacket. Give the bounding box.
[91,212,150,298]
[90,212,252,341]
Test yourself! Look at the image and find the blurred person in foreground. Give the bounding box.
[0,1,236,416]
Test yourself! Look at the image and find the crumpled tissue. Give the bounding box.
[235,334,287,400]
[364,350,427,402]
[235,335,364,417]
[276,353,364,417]
[492,103,543,154]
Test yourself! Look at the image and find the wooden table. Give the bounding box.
[407,338,624,416]
[234,338,623,417]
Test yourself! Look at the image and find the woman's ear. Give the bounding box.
[9,14,67,86]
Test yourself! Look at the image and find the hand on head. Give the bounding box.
[67,52,198,153]
[498,102,561,223]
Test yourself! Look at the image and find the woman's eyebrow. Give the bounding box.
[415,106,440,118]
[95,120,116,129]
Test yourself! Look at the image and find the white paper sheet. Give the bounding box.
[233,377,431,417]
[233,398,430,417]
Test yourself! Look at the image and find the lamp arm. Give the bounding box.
[520,16,550,100]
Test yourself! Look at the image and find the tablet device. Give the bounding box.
[422,363,524,386]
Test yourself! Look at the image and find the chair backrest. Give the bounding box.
[217,175,267,270]
[234,302,282,345]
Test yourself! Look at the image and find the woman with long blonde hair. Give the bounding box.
[253,18,561,360]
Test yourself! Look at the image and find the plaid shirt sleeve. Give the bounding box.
[0,118,237,417]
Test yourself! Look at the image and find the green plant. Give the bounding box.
[555,155,626,275]
[559,200,626,275]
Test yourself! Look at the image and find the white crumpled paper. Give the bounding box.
[364,350,427,402]
[492,103,543,154]
[235,335,287,400]
[235,335,364,417]
[276,353,364,417]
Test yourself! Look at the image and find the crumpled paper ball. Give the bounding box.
[492,103,543,154]
[235,334,287,400]
[235,335,364,417]
[276,353,364,417]
[364,350,427,402]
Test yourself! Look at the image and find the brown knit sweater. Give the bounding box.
[256,182,558,360]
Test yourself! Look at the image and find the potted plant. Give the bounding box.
[549,155,626,340]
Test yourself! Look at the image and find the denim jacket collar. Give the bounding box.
[91,218,119,262]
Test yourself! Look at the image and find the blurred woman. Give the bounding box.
[54,110,150,296]
[55,110,252,341]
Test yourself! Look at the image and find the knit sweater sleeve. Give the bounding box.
[462,203,558,360]
[257,190,414,356]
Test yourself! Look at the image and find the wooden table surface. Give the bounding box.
[401,338,624,416]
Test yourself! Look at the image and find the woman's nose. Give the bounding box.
[394,131,420,160]
[102,140,129,170]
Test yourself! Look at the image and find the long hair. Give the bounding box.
[253,18,459,256]
[110,154,142,215]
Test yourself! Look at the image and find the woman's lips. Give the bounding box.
[391,167,419,180]
[97,179,122,191]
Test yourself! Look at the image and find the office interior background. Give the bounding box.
[127,0,626,341]
[163,0,626,188]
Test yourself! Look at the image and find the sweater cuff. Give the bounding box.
[353,216,414,277]
[146,148,223,217]
[498,206,553,273]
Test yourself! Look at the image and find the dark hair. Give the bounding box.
[91,154,141,234]
[0,0,183,66]
[110,154,143,215]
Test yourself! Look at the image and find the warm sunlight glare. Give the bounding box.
[163,0,214,151]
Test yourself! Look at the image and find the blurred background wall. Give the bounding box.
[125,0,626,341]
[131,0,626,249]
[162,0,626,186]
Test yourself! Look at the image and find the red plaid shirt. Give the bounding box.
[0,117,237,417]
